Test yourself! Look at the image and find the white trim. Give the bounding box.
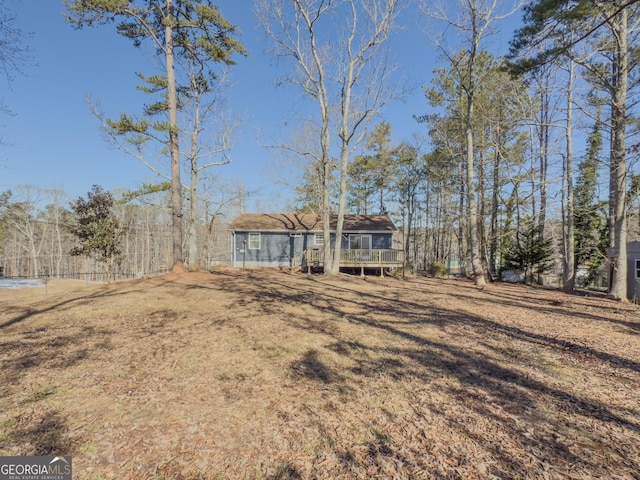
[635,259,640,279]
[314,233,325,246]
[232,231,236,266]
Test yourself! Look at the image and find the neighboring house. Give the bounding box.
[228,213,402,271]
[627,241,640,301]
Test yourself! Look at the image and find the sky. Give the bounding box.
[0,0,523,212]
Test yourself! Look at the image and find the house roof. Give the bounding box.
[229,214,397,232]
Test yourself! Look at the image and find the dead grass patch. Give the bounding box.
[0,270,638,479]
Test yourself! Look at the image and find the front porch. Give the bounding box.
[301,248,404,276]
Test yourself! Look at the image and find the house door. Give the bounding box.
[349,235,371,249]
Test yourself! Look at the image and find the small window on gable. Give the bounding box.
[635,259,640,279]
[248,233,261,250]
[314,233,324,246]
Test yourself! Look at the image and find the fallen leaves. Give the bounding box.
[0,271,638,479]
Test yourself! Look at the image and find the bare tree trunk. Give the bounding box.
[608,7,628,301]
[463,27,486,287]
[458,171,466,276]
[188,95,201,271]
[489,134,501,276]
[478,149,488,280]
[322,161,334,274]
[563,56,575,293]
[537,80,549,285]
[165,0,184,273]
[466,111,486,286]
[189,168,199,270]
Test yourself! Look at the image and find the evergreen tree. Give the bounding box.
[574,110,608,286]
[347,122,394,215]
[347,155,376,215]
[65,0,245,273]
[503,221,555,285]
[510,0,640,299]
[70,185,121,280]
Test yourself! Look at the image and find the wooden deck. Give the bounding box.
[301,248,404,275]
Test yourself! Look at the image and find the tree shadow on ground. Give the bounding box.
[222,271,640,374]
[0,277,182,330]
[290,349,336,384]
[215,271,640,478]
[4,409,71,456]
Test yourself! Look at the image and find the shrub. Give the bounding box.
[428,262,448,277]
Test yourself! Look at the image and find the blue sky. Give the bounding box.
[1,1,522,211]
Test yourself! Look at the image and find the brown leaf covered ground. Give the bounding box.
[1,269,639,479]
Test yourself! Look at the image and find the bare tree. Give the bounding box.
[3,186,47,277]
[182,69,238,270]
[44,188,70,277]
[256,0,401,274]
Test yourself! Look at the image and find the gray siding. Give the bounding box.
[233,232,314,267]
[627,241,640,301]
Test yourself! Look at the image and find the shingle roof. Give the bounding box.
[229,214,397,232]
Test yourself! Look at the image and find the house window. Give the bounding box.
[349,234,371,249]
[314,233,324,246]
[248,233,261,250]
[635,259,640,279]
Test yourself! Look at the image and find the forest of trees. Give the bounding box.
[0,183,243,280]
[2,1,640,300]
[287,0,640,300]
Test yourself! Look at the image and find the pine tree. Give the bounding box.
[574,109,608,286]
[509,0,638,299]
[65,0,245,273]
[504,221,555,285]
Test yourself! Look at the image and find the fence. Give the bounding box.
[0,270,170,284]
[303,249,404,269]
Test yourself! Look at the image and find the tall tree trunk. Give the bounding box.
[608,7,628,301]
[466,102,486,287]
[165,0,184,273]
[189,168,199,271]
[458,173,466,276]
[331,149,348,275]
[188,96,201,271]
[405,204,414,260]
[563,56,575,293]
[537,82,549,285]
[489,130,501,276]
[423,178,430,269]
[478,149,488,280]
[322,160,334,274]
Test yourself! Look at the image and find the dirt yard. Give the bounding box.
[1,269,639,479]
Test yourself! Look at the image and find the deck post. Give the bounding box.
[360,265,365,278]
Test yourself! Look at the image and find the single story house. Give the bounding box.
[228,213,403,271]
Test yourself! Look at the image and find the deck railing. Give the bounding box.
[303,248,404,268]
